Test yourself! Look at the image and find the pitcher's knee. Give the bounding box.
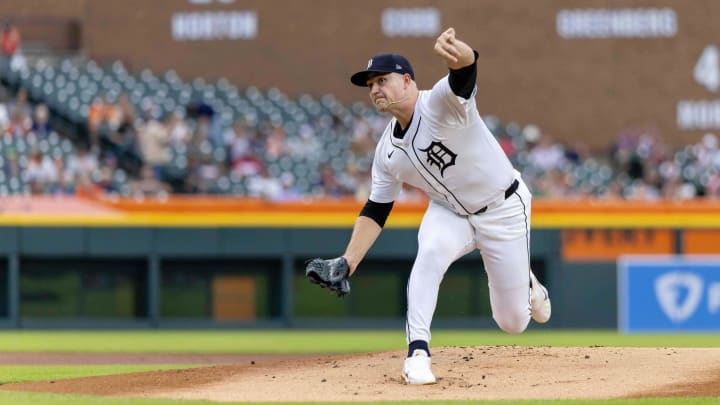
[414,249,453,277]
[493,312,530,335]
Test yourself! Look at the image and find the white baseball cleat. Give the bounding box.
[530,272,551,323]
[402,349,436,385]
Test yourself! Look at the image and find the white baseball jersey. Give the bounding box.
[369,75,515,215]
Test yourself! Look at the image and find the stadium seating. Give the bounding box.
[0,55,714,199]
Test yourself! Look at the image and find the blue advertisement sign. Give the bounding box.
[618,255,720,333]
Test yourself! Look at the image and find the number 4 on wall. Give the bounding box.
[694,45,720,92]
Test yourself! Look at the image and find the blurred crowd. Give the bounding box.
[2,82,720,202]
[504,123,720,200]
[78,88,393,201]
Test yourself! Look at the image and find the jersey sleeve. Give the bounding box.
[368,140,402,204]
[423,75,479,128]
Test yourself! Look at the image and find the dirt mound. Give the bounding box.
[3,346,720,401]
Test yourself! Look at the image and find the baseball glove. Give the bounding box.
[305,257,351,297]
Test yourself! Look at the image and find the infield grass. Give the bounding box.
[0,330,717,404]
[0,329,718,353]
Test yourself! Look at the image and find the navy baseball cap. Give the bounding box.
[350,53,415,87]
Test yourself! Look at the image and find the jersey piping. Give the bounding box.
[389,117,454,208]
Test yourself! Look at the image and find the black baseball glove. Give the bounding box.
[305,257,351,297]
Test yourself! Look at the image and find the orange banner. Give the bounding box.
[683,230,720,254]
[562,229,675,261]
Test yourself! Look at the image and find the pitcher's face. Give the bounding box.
[367,73,406,112]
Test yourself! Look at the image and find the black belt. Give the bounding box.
[473,179,519,214]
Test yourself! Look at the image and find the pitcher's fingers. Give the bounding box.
[445,31,456,44]
[436,28,454,46]
[438,42,460,59]
[434,43,458,62]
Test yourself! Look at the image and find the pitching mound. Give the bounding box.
[3,346,720,401]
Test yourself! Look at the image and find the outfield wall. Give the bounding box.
[1,197,718,329]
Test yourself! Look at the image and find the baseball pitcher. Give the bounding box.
[305,27,551,385]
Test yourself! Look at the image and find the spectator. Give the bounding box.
[312,164,351,198]
[6,107,31,137]
[87,94,120,149]
[527,134,566,172]
[116,93,137,132]
[196,154,222,192]
[67,143,99,179]
[192,112,212,146]
[137,109,170,179]
[350,116,376,157]
[94,153,121,195]
[47,155,76,196]
[0,97,8,130]
[340,160,370,201]
[263,123,290,160]
[7,87,32,121]
[31,103,53,138]
[66,143,99,197]
[186,99,223,147]
[564,141,590,165]
[530,168,571,198]
[230,136,264,177]
[175,144,223,194]
[167,110,191,145]
[103,93,142,175]
[225,119,254,162]
[273,172,302,201]
[25,148,57,194]
[246,166,284,200]
[128,164,171,197]
[0,18,22,71]
[695,133,719,168]
[287,122,320,161]
[705,172,720,199]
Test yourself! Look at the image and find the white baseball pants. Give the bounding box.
[405,176,532,344]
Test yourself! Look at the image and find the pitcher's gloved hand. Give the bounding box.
[305,257,351,297]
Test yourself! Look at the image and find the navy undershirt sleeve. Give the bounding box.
[448,50,479,100]
[359,199,394,228]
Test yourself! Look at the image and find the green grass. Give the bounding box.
[0,330,718,353]
[0,330,717,404]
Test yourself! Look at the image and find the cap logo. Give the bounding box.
[396,64,402,70]
[367,59,373,69]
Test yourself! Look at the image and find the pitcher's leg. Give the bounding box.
[480,235,532,334]
[472,177,534,334]
[406,201,474,345]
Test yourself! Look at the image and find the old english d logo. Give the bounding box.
[655,272,703,323]
[419,141,457,176]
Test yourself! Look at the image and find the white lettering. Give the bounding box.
[677,100,720,130]
[694,46,720,92]
[188,0,236,4]
[557,8,676,39]
[172,11,257,41]
[382,8,441,37]
[709,283,720,314]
